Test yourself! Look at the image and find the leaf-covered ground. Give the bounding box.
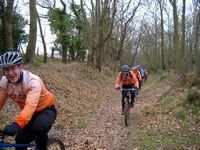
[0,62,199,149]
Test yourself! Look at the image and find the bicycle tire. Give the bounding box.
[124,100,130,126]
[47,138,65,150]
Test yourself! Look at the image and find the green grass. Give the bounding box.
[77,119,87,129]
[156,96,174,109]
[137,131,182,149]
[153,95,182,115]
[158,75,167,82]
[138,132,157,150]
[137,126,200,149]
[175,111,186,120]
[186,89,200,106]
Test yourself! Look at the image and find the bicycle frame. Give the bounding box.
[0,143,38,150]
[0,130,38,150]
[120,88,135,126]
[120,88,135,107]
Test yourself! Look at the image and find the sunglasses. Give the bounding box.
[122,71,129,76]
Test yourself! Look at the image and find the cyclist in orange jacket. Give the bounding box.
[0,51,57,150]
[131,66,142,91]
[115,65,139,114]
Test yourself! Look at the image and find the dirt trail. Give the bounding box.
[63,76,173,150]
[1,63,197,149]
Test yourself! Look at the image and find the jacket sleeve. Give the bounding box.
[0,79,8,110]
[115,72,122,88]
[131,72,139,88]
[137,70,142,80]
[0,90,7,110]
[15,79,41,128]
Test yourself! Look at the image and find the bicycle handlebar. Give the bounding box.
[0,129,37,148]
[119,87,136,92]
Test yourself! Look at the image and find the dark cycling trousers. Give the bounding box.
[121,85,135,111]
[15,106,57,150]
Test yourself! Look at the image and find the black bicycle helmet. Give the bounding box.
[0,51,23,68]
[121,64,130,72]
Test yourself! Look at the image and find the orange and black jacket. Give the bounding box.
[131,69,142,81]
[115,71,139,88]
[0,70,55,129]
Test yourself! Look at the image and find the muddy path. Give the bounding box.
[63,76,173,150]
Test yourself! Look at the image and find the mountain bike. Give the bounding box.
[0,129,65,150]
[120,88,136,126]
[47,131,66,150]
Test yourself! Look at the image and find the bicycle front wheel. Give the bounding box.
[124,101,130,126]
[47,138,65,150]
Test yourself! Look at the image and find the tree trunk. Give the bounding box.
[115,0,141,65]
[62,45,67,63]
[158,0,165,70]
[25,0,37,63]
[60,0,68,63]
[130,29,142,66]
[37,10,47,63]
[195,9,200,74]
[169,0,179,70]
[2,0,14,49]
[80,0,117,71]
[181,0,186,72]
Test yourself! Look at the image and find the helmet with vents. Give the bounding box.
[0,51,23,68]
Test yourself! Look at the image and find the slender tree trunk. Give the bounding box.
[62,45,67,63]
[60,0,68,63]
[158,0,165,70]
[2,0,14,49]
[181,0,186,72]
[25,0,37,63]
[169,0,179,70]
[37,11,47,63]
[116,0,141,62]
[181,0,186,58]
[195,10,200,74]
[130,30,142,66]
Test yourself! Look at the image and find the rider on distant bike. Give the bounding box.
[115,65,139,115]
[131,66,142,91]
[136,64,145,85]
[0,51,57,150]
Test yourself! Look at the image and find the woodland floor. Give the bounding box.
[60,67,175,150]
[0,61,200,150]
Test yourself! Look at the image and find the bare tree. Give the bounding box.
[130,25,143,66]
[179,0,186,72]
[169,0,180,70]
[78,0,117,71]
[194,0,200,74]
[158,0,166,70]
[37,10,47,63]
[1,0,14,50]
[25,0,37,63]
[115,0,141,64]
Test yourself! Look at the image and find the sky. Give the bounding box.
[16,0,69,55]
[16,0,194,55]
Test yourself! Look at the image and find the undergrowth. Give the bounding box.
[138,71,200,149]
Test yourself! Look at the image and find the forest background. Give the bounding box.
[0,0,200,149]
[0,0,199,74]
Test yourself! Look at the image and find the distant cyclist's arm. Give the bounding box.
[0,80,8,110]
[0,91,7,110]
[115,72,122,88]
[132,74,139,89]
